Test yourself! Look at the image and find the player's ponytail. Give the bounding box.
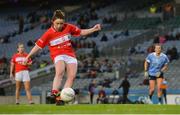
[52,9,65,21]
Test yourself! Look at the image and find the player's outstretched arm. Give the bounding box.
[80,24,101,36]
[25,45,41,60]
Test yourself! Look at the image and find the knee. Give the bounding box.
[25,87,31,91]
[16,87,21,91]
[55,71,64,78]
[149,87,155,92]
[67,75,75,81]
[157,87,161,92]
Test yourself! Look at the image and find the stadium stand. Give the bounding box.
[0,0,179,105]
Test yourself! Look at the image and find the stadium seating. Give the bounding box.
[1,1,180,105]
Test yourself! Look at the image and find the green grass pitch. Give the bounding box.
[0,104,180,114]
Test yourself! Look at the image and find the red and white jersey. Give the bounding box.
[35,23,81,61]
[11,53,32,73]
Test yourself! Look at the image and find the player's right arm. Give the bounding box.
[10,56,15,78]
[144,54,151,78]
[26,45,41,59]
[25,31,49,61]
[160,55,169,73]
[144,60,149,78]
[144,60,149,72]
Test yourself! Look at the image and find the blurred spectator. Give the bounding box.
[166,47,172,60]
[159,35,166,44]
[112,60,121,71]
[40,16,49,23]
[110,89,120,104]
[39,60,48,68]
[87,68,97,78]
[112,89,119,95]
[92,46,99,58]
[88,80,96,104]
[0,37,10,44]
[136,46,144,54]
[100,61,108,72]
[127,57,133,67]
[147,45,155,53]
[124,29,129,36]
[103,79,111,88]
[90,10,98,20]
[77,15,89,29]
[128,47,136,55]
[18,16,24,34]
[0,55,8,75]
[0,55,8,64]
[160,78,168,104]
[171,46,179,60]
[149,4,157,14]
[101,33,108,42]
[166,46,179,61]
[103,16,117,24]
[0,88,5,96]
[153,35,159,43]
[97,86,108,104]
[119,76,130,104]
[27,40,34,47]
[163,3,174,21]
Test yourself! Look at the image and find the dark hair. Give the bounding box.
[52,9,65,21]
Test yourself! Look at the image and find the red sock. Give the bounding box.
[51,90,59,96]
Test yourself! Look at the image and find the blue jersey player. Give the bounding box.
[144,44,169,104]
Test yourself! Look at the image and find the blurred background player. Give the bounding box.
[24,9,101,105]
[160,78,168,104]
[144,44,169,104]
[10,43,34,105]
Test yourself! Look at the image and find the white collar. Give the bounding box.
[153,52,163,57]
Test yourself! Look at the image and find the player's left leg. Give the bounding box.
[52,61,66,105]
[147,79,155,104]
[157,77,163,104]
[64,63,77,88]
[163,89,167,104]
[15,81,21,104]
[24,81,34,104]
[54,62,77,106]
[15,71,23,105]
[55,55,77,106]
[149,79,155,100]
[52,61,65,92]
[23,70,34,104]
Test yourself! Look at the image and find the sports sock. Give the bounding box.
[158,97,162,103]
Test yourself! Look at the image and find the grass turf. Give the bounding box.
[0,104,180,114]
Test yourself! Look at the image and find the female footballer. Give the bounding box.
[10,43,34,104]
[24,10,101,105]
[144,44,169,104]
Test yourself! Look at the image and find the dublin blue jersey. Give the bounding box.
[146,52,169,76]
